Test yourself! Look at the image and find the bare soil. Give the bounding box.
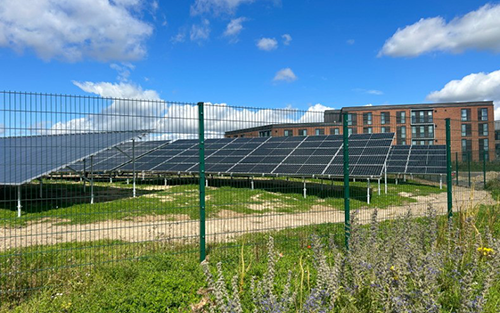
[0,186,495,251]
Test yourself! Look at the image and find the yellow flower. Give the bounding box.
[390,266,395,271]
[477,247,494,257]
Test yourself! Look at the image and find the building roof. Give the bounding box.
[225,122,342,135]
[338,101,493,112]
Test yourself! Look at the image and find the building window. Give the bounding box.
[330,128,339,135]
[461,124,471,137]
[346,113,357,126]
[381,126,391,133]
[347,128,357,136]
[363,112,372,125]
[397,126,406,145]
[411,110,433,123]
[380,112,390,125]
[412,125,434,138]
[461,109,471,121]
[298,129,307,136]
[479,123,488,136]
[284,129,293,136]
[462,139,472,160]
[478,108,488,121]
[259,130,271,137]
[479,138,489,161]
[315,128,325,135]
[396,111,406,124]
[363,127,372,134]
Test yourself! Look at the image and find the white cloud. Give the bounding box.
[282,34,292,45]
[43,81,334,139]
[110,63,135,82]
[0,0,153,62]
[0,123,4,134]
[379,4,500,57]
[190,19,211,42]
[171,31,186,43]
[354,88,384,95]
[426,70,500,119]
[191,0,254,16]
[347,39,355,45]
[257,37,278,51]
[273,68,297,83]
[223,17,246,40]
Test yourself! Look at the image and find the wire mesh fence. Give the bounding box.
[0,91,498,299]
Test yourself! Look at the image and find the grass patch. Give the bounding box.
[0,177,444,226]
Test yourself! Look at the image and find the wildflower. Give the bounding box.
[307,245,312,249]
[477,247,494,257]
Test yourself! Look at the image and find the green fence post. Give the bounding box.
[483,150,487,188]
[445,119,452,220]
[198,102,206,262]
[455,152,459,186]
[468,151,471,188]
[343,113,350,250]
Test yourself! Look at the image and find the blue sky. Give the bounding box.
[1,0,500,124]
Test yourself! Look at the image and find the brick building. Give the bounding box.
[225,101,495,161]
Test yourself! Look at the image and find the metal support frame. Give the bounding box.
[303,178,307,199]
[83,159,87,192]
[132,139,136,198]
[378,178,381,195]
[445,118,452,219]
[367,178,371,204]
[384,164,387,194]
[251,177,254,190]
[439,174,443,190]
[198,102,207,262]
[39,178,43,198]
[342,113,350,250]
[17,185,22,217]
[90,155,94,204]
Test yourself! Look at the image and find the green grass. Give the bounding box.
[0,204,498,312]
[0,178,445,226]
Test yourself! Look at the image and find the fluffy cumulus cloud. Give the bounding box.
[379,4,500,57]
[282,34,292,45]
[223,17,246,40]
[273,68,297,83]
[190,19,211,42]
[191,0,255,16]
[426,70,500,119]
[42,81,332,139]
[257,37,278,51]
[0,0,153,62]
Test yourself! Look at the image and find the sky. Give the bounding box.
[1,0,500,137]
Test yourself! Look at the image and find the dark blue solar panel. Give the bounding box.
[0,131,147,185]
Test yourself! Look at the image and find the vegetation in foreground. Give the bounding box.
[204,207,500,312]
[0,201,498,312]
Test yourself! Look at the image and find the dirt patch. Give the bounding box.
[216,210,246,218]
[398,192,413,197]
[0,185,496,251]
[140,185,173,191]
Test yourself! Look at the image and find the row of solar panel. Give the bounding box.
[116,133,394,177]
[386,145,446,174]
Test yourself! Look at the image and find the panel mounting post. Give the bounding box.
[132,139,136,198]
[367,178,370,205]
[17,185,22,217]
[90,155,94,205]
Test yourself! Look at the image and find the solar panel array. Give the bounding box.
[386,145,447,174]
[65,140,170,173]
[0,131,148,185]
[120,133,394,178]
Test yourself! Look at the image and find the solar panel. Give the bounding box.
[386,145,446,174]
[114,134,393,178]
[0,131,148,185]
